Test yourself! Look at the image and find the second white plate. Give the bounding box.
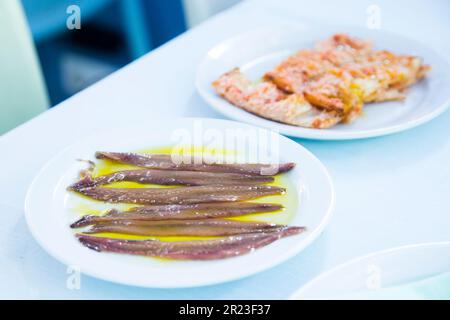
[290,242,450,299]
[196,24,450,140]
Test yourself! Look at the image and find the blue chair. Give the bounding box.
[21,0,153,58]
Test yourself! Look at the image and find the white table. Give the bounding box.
[1,0,449,299]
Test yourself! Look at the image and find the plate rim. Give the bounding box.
[289,241,450,299]
[24,117,336,288]
[195,25,450,140]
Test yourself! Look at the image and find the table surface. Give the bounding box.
[1,0,450,299]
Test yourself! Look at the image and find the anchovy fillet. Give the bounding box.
[95,152,295,176]
[71,202,282,228]
[69,169,274,189]
[84,219,299,237]
[77,227,304,260]
[70,185,285,205]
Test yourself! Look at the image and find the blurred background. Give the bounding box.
[20,0,241,105]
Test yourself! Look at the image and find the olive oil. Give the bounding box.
[68,146,299,244]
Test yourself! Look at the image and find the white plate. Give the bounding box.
[196,24,450,140]
[25,118,335,288]
[290,242,450,299]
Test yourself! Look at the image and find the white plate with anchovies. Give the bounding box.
[25,118,334,288]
